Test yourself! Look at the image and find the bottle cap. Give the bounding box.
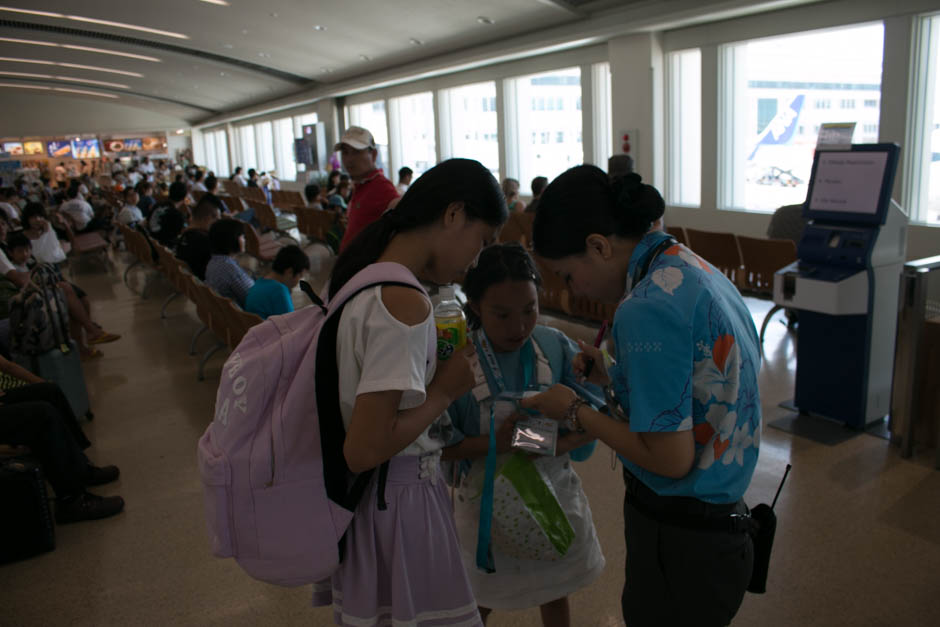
[439,285,456,301]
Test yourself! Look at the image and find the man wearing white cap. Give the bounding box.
[335,126,399,252]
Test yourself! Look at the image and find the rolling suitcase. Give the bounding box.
[0,457,56,564]
[9,263,93,420]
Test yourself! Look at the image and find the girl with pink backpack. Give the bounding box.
[312,158,508,626]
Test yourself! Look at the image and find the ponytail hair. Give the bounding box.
[329,158,507,299]
[461,242,541,330]
[532,165,664,259]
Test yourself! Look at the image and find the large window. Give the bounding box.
[507,67,583,190]
[273,117,297,181]
[389,91,436,177]
[440,81,499,177]
[592,62,613,167]
[203,129,229,178]
[720,23,884,212]
[237,124,256,170]
[909,14,940,225]
[254,121,276,173]
[346,100,389,170]
[666,49,702,206]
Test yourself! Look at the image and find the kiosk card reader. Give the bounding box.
[773,144,906,429]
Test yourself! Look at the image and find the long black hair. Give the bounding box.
[329,158,507,299]
[532,165,664,259]
[461,242,541,330]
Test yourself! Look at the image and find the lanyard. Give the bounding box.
[473,329,534,397]
[472,328,534,573]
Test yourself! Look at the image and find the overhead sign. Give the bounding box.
[47,140,72,159]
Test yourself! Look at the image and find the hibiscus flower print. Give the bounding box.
[665,244,712,274]
[651,266,684,295]
[693,403,738,469]
[723,423,755,466]
[693,334,740,405]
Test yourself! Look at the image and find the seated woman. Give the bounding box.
[204,218,254,307]
[20,203,67,266]
[244,245,309,319]
[5,226,121,361]
[442,243,605,625]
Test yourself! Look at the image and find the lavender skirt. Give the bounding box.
[313,455,482,627]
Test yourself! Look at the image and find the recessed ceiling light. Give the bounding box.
[241,29,249,35]
[0,7,190,40]
[175,128,185,134]
[258,52,270,58]
[313,25,326,31]
[199,0,229,5]
[0,37,161,62]
[219,71,227,77]
[269,12,278,18]
[409,38,424,45]
[359,54,370,61]
[477,16,495,25]
[320,67,333,73]
[222,43,233,49]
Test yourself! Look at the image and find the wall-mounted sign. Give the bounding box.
[23,141,44,155]
[71,138,101,159]
[47,140,72,159]
[2,142,23,155]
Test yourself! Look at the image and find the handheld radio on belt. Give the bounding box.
[747,463,792,594]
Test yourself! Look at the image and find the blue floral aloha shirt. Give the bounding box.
[609,230,762,504]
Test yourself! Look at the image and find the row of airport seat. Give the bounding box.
[498,212,799,345]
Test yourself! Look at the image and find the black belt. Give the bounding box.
[623,468,756,535]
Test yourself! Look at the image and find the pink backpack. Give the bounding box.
[197,262,433,587]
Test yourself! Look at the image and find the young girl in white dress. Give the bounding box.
[443,243,605,626]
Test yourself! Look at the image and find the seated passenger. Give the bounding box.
[136,181,155,217]
[244,245,310,319]
[4,227,121,361]
[148,181,189,247]
[0,355,124,524]
[766,203,807,246]
[117,188,144,226]
[60,184,109,233]
[0,187,20,223]
[202,175,229,215]
[176,199,221,280]
[20,203,67,266]
[204,218,254,307]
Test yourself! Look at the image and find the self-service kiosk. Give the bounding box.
[773,144,907,429]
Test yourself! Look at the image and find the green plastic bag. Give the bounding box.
[489,453,575,561]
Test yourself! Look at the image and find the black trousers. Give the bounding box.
[621,471,754,627]
[0,383,91,498]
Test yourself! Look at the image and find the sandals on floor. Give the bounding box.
[88,332,121,345]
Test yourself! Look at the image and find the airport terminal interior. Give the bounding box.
[2,1,940,626]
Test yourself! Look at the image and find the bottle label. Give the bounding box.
[435,316,466,360]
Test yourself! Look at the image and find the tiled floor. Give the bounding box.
[2,245,939,626]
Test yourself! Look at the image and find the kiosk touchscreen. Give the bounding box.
[773,144,906,428]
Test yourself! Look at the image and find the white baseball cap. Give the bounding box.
[334,126,376,151]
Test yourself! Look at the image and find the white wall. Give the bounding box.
[0,92,193,138]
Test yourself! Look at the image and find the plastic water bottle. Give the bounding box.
[434,286,466,361]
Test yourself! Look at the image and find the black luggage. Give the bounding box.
[0,457,56,564]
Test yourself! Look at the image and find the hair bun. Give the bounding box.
[613,172,643,210]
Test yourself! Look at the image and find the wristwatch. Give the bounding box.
[564,397,588,433]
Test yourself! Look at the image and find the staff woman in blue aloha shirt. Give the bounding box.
[521,165,761,627]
